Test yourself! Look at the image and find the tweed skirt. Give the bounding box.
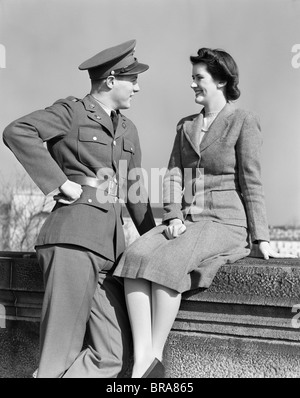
[113,219,251,293]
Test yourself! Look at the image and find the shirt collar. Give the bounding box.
[90,95,114,116]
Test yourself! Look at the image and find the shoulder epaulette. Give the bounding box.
[66,96,80,102]
[53,96,80,106]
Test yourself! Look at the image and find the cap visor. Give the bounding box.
[122,62,149,75]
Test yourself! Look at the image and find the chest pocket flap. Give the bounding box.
[123,138,135,154]
[79,128,111,144]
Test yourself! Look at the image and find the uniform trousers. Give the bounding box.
[35,244,131,378]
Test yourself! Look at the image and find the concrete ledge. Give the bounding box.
[1,252,300,377]
[169,257,300,378]
[178,257,300,342]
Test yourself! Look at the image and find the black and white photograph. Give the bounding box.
[0,0,300,383]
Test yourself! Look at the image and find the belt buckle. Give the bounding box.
[108,180,118,197]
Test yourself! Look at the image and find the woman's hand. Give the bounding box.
[164,219,186,240]
[53,180,83,205]
[258,240,299,260]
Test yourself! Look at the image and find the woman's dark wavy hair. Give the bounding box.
[190,47,240,101]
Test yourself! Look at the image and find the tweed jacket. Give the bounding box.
[3,94,156,261]
[163,103,270,243]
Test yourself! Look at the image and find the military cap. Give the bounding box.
[78,39,149,80]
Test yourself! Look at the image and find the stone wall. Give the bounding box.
[1,252,300,378]
[165,257,300,378]
[0,252,41,378]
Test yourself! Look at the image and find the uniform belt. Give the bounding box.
[68,175,118,197]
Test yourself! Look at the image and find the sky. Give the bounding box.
[0,0,299,226]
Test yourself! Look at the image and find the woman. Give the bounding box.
[113,47,297,378]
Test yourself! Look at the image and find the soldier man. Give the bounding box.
[3,40,156,378]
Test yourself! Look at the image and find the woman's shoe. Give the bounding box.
[141,358,165,378]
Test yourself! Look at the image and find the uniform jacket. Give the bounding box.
[3,94,156,261]
[163,103,270,242]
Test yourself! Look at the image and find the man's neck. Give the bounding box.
[90,93,114,115]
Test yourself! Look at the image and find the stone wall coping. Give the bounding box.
[1,252,300,328]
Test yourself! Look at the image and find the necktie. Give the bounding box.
[110,110,118,133]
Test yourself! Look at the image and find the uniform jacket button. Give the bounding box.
[93,136,97,141]
[88,199,92,203]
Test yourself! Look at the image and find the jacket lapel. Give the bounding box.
[82,95,114,136]
[183,113,204,156]
[199,103,234,153]
[114,113,128,139]
[183,104,236,156]
[82,95,128,139]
